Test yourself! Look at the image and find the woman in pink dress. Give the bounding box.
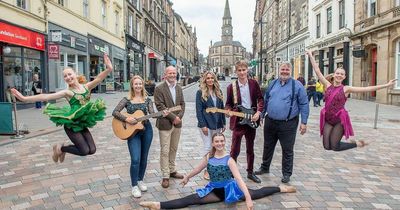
[306,50,397,151]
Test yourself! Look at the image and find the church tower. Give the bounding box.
[221,0,233,42]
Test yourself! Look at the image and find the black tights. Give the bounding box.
[160,187,280,209]
[61,126,96,156]
[323,123,356,151]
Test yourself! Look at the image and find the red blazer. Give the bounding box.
[225,79,264,130]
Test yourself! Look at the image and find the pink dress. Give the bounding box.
[320,85,354,139]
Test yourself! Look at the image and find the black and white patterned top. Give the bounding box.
[112,97,155,122]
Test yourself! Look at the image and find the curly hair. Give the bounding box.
[199,71,223,101]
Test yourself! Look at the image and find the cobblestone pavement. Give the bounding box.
[1,85,400,209]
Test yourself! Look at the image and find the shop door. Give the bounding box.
[370,48,377,97]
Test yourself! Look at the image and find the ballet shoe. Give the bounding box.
[279,185,296,193]
[139,201,160,210]
[52,144,59,163]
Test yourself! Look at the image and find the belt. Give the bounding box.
[266,115,298,122]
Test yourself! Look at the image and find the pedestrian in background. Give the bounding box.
[306,50,397,151]
[139,133,296,210]
[112,75,167,198]
[315,79,324,106]
[32,73,42,109]
[296,73,305,86]
[255,62,309,184]
[307,76,317,107]
[196,71,226,180]
[154,66,186,188]
[225,60,264,183]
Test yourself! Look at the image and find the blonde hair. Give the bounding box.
[235,60,248,70]
[128,75,147,100]
[199,71,223,101]
[209,133,226,159]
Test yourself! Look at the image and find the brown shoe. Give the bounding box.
[161,178,169,188]
[170,172,184,179]
[58,143,66,163]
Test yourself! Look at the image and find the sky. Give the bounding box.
[171,0,256,56]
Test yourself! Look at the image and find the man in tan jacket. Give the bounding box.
[154,66,185,188]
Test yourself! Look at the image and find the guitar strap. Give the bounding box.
[232,80,238,106]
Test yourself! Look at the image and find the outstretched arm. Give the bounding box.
[306,50,331,88]
[11,88,68,103]
[346,79,397,94]
[180,155,208,186]
[228,158,253,210]
[86,54,113,90]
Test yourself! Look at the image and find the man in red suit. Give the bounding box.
[225,61,264,183]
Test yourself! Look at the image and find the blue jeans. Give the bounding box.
[127,121,153,186]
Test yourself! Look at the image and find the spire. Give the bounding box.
[223,0,231,18]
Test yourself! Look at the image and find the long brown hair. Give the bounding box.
[208,132,226,159]
[199,71,223,101]
[128,75,147,100]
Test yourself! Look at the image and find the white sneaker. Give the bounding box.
[138,181,148,192]
[131,186,141,198]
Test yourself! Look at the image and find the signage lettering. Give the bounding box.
[0,22,45,51]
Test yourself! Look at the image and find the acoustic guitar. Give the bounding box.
[205,105,259,129]
[112,105,181,140]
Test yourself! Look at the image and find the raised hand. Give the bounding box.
[103,54,113,71]
[387,79,398,88]
[10,88,26,102]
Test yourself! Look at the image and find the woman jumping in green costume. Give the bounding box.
[11,54,113,163]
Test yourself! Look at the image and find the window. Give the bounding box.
[17,0,27,10]
[115,11,119,35]
[58,0,64,6]
[316,14,321,38]
[291,12,296,35]
[128,14,133,36]
[327,7,332,34]
[135,15,140,39]
[339,0,345,29]
[224,47,229,53]
[101,1,107,28]
[396,41,400,88]
[397,0,400,6]
[368,0,376,17]
[83,0,89,18]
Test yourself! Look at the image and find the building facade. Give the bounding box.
[351,0,400,105]
[209,0,246,76]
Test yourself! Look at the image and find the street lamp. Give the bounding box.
[163,14,170,67]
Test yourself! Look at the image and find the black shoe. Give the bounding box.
[281,175,290,183]
[254,167,269,175]
[247,173,261,183]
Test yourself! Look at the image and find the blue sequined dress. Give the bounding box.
[196,155,244,203]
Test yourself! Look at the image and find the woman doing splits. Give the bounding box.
[306,50,397,151]
[139,133,296,210]
[11,54,113,162]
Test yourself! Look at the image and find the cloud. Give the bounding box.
[171,0,256,56]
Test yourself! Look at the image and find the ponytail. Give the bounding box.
[77,75,87,84]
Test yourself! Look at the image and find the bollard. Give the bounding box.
[373,103,379,129]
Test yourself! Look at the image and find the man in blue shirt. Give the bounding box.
[255,62,309,183]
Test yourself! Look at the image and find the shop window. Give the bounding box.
[101,1,107,28]
[24,48,40,59]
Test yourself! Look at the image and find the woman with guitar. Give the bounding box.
[11,54,112,163]
[112,75,167,198]
[196,71,226,180]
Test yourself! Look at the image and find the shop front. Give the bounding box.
[126,35,144,79]
[288,41,306,81]
[145,47,162,82]
[48,23,88,91]
[0,21,45,103]
[111,45,126,91]
[87,34,112,93]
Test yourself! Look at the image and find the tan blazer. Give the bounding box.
[154,81,185,130]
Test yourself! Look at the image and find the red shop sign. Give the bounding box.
[48,44,60,59]
[148,52,155,58]
[0,22,45,51]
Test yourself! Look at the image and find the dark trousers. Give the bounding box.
[307,90,317,106]
[261,116,299,177]
[230,125,256,173]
